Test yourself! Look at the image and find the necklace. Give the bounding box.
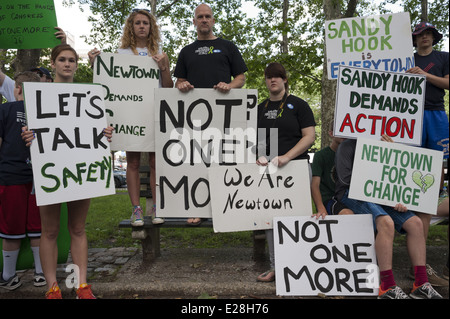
[264,92,288,119]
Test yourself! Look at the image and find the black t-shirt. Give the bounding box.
[257,94,316,161]
[174,38,248,88]
[414,50,449,111]
[0,101,33,185]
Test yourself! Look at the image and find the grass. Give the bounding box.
[85,190,449,248]
[85,190,254,249]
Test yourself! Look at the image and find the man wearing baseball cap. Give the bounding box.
[30,67,53,82]
[407,22,449,288]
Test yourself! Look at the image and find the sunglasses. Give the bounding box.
[132,8,151,13]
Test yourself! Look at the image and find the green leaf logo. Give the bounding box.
[412,170,435,193]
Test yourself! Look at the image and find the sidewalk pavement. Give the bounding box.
[0,245,448,299]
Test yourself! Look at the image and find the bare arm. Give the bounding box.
[272,126,316,167]
[407,67,449,90]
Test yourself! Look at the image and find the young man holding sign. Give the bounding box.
[407,22,448,198]
[334,137,443,299]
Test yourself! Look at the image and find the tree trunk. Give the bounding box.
[320,0,341,149]
[281,0,289,54]
[420,0,428,22]
[11,49,41,73]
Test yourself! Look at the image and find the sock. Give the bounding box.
[380,269,396,291]
[1,249,19,281]
[414,265,428,287]
[31,246,43,274]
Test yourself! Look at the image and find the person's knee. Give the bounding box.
[403,216,424,234]
[376,216,395,236]
[338,208,353,215]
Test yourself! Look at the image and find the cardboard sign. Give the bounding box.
[93,52,160,152]
[334,66,425,145]
[325,12,414,79]
[23,82,115,206]
[155,88,255,218]
[0,0,60,49]
[349,138,442,214]
[274,215,378,296]
[209,160,312,232]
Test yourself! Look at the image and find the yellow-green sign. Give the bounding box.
[0,0,59,49]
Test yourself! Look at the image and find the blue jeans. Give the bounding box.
[340,190,415,234]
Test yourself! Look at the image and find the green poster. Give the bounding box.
[0,0,60,49]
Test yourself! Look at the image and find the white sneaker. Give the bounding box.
[131,206,144,226]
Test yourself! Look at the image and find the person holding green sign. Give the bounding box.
[22,44,114,299]
[334,137,443,299]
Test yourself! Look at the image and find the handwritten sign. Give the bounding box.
[334,66,425,145]
[349,138,442,215]
[93,52,160,151]
[209,161,312,232]
[325,12,414,79]
[23,82,115,206]
[154,88,255,218]
[274,215,378,296]
[0,0,59,49]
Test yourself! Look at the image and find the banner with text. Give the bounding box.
[23,82,115,206]
[334,65,425,145]
[274,215,378,296]
[349,138,442,214]
[155,88,256,218]
[93,52,160,152]
[209,161,312,232]
[325,12,414,79]
[0,0,59,49]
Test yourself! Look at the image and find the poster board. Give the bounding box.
[23,82,115,206]
[0,0,60,49]
[274,215,378,296]
[325,12,414,79]
[154,88,254,218]
[209,160,312,232]
[349,138,442,215]
[334,65,425,145]
[93,52,160,151]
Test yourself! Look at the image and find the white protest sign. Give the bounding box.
[93,52,160,151]
[274,215,378,296]
[209,161,312,232]
[349,138,442,215]
[155,88,253,218]
[325,12,414,79]
[334,66,425,145]
[245,89,258,163]
[23,82,115,206]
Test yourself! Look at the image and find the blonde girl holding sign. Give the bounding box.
[89,9,173,226]
[22,44,114,299]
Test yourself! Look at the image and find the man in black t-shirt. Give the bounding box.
[174,3,248,93]
[174,3,248,225]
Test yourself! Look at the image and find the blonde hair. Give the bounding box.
[120,9,160,55]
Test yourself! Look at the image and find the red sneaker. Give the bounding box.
[45,282,62,299]
[76,283,96,299]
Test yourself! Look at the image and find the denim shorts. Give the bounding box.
[340,190,415,234]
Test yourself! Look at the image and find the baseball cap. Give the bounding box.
[30,67,52,80]
[412,22,443,46]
